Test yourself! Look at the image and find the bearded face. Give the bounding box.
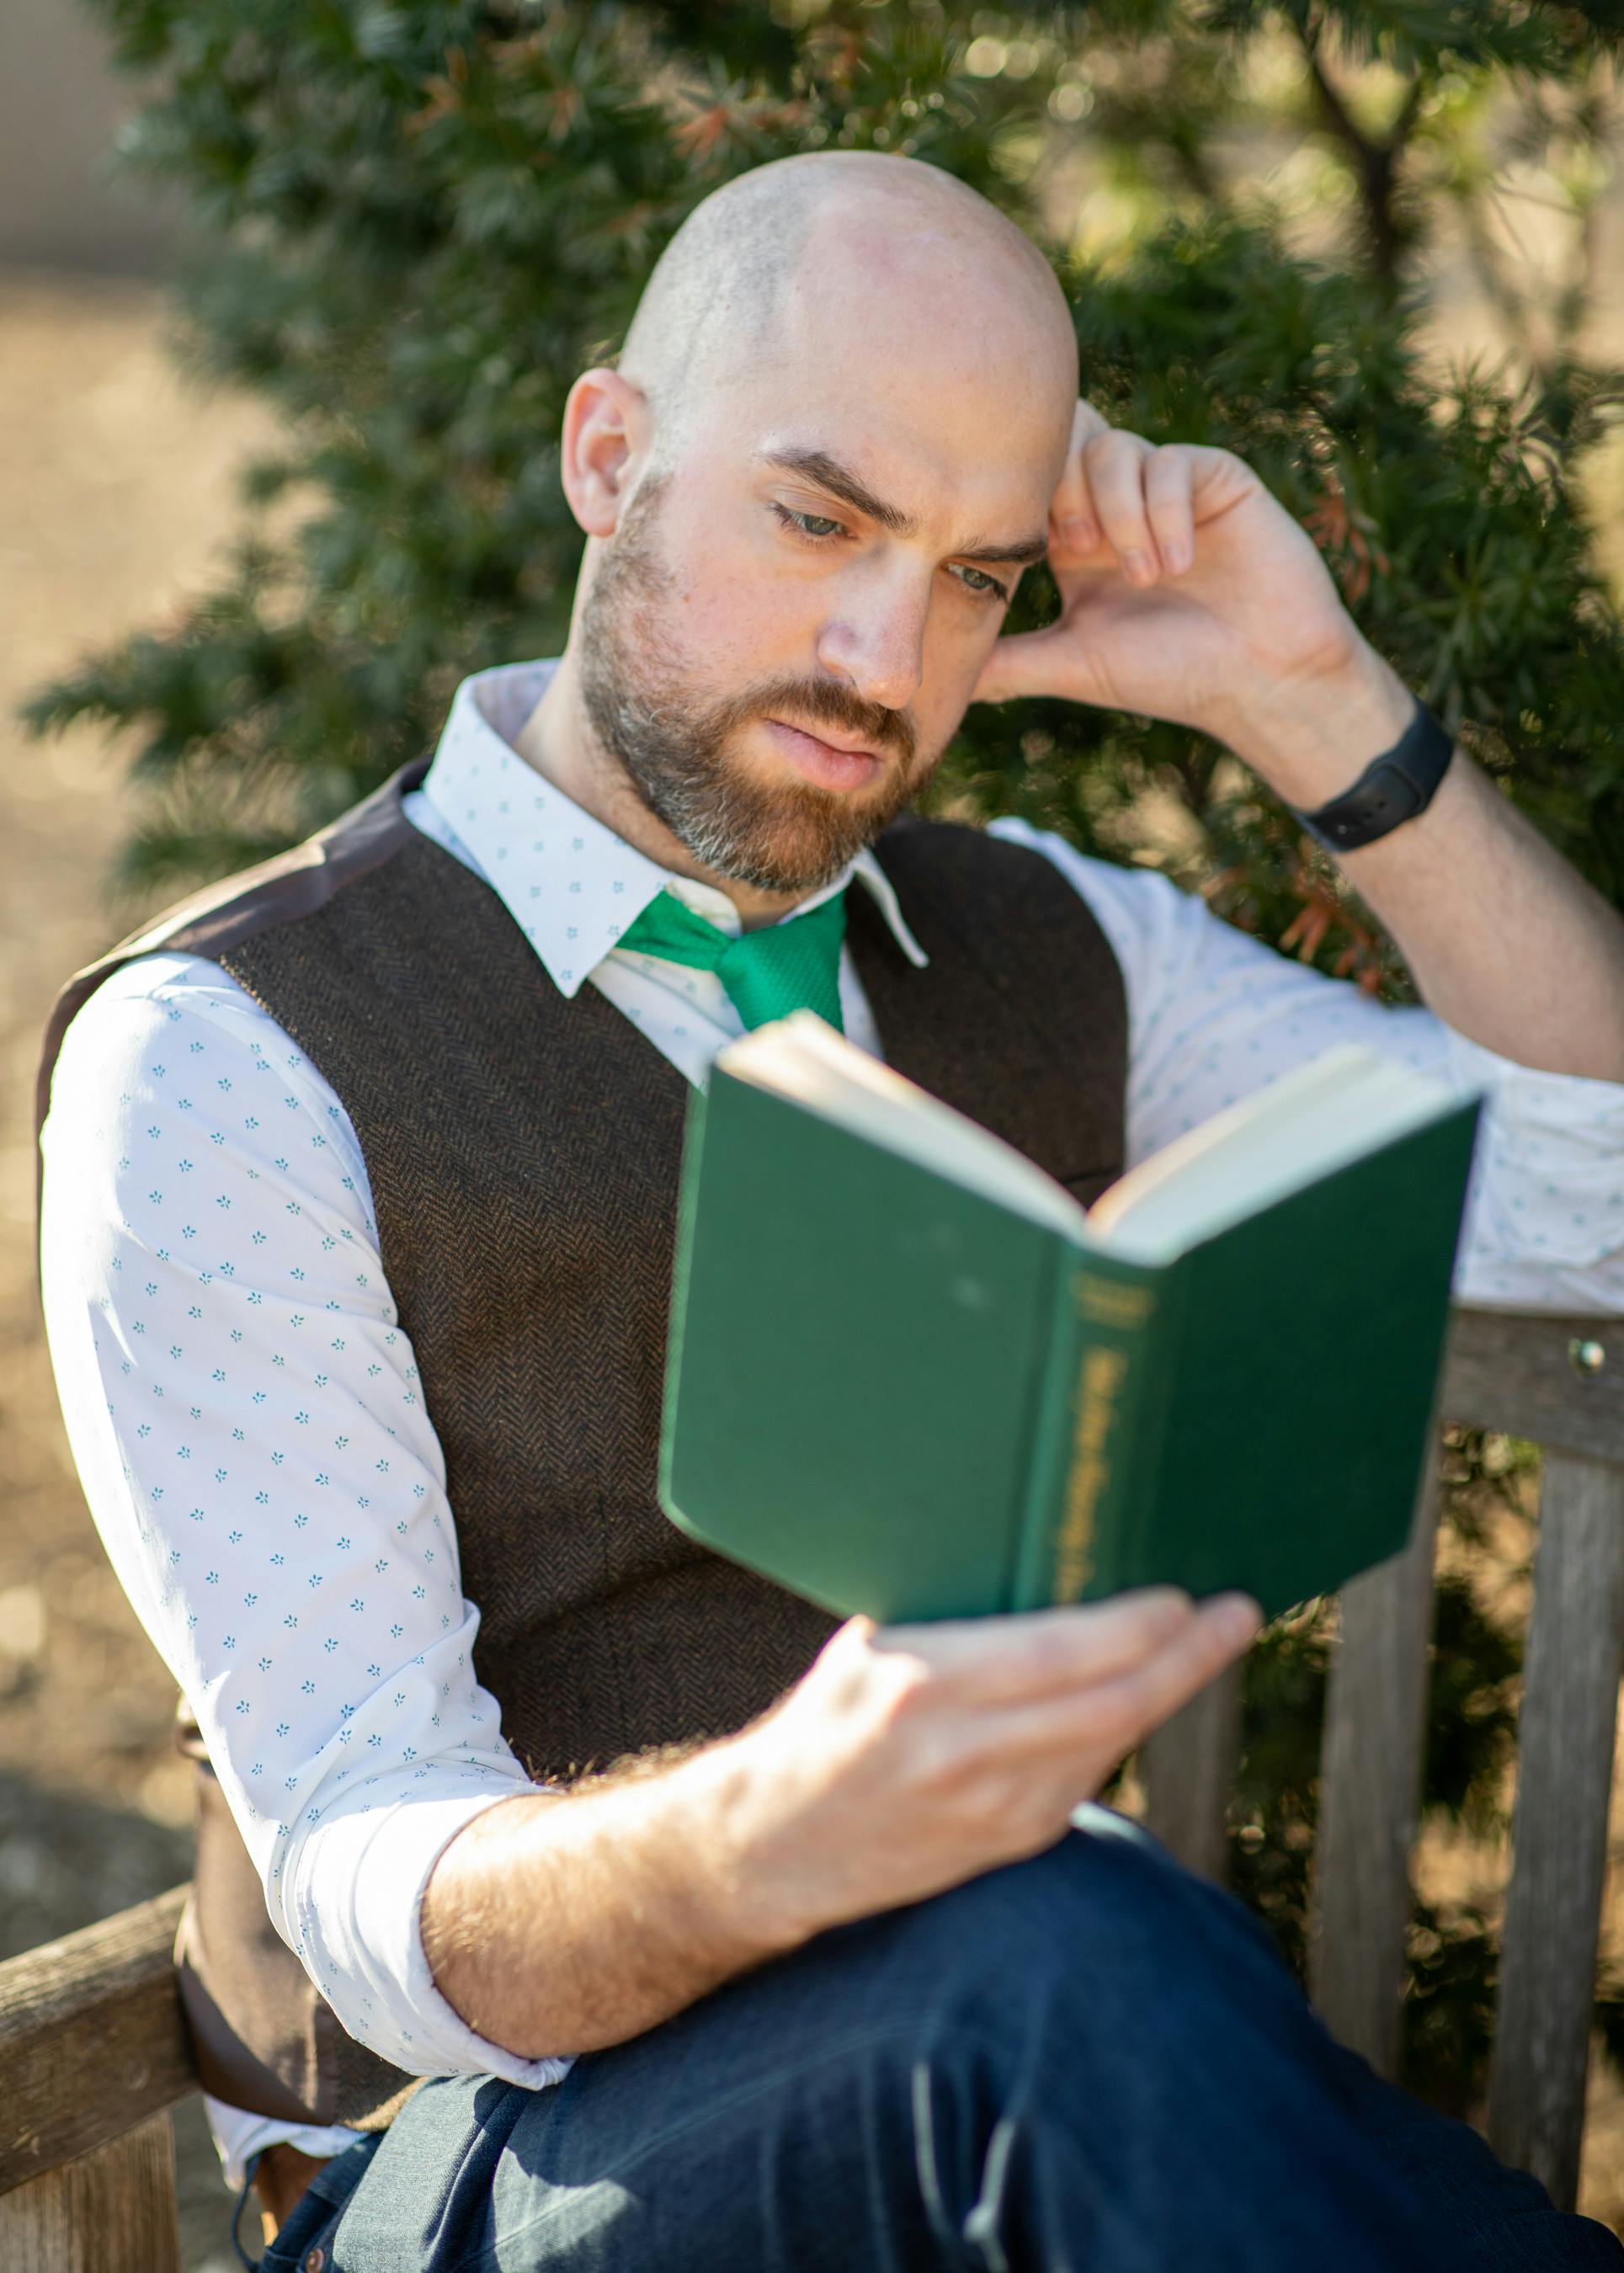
[578,475,937,894]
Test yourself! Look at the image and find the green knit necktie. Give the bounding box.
[616,885,848,1034]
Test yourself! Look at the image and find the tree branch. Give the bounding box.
[1297,16,1425,289]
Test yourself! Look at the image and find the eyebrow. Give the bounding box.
[759,447,1050,568]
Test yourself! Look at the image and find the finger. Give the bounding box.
[1081,428,1159,585]
[1050,399,1111,556]
[942,1595,1259,1800]
[1143,445,1197,577]
[1076,1592,1261,1751]
[983,1591,1259,1757]
[971,623,1075,708]
[874,1586,1198,1704]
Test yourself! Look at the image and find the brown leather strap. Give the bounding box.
[253,2141,332,2241]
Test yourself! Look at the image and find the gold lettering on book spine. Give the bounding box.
[1078,1277,1154,1331]
[1052,1345,1127,1603]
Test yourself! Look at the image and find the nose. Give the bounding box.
[814,560,930,716]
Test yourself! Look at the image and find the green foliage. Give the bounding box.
[31,0,1051,897]
[25,0,1624,2114]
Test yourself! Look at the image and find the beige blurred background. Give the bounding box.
[3,8,1624,2266]
[1,7,277,2260]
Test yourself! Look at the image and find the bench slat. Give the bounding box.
[1309,1436,1442,2077]
[1141,1658,1244,1882]
[1487,1449,1624,2211]
[0,1887,194,2196]
[0,2113,180,2273]
[1443,1312,1624,1467]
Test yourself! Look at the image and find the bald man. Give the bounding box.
[37,155,1624,2270]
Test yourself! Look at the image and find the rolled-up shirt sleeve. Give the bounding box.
[39,951,571,2089]
[992,817,1624,1313]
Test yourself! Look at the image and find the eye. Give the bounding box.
[949,562,1010,603]
[771,503,848,543]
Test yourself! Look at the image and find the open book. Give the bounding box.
[659,1015,1481,1624]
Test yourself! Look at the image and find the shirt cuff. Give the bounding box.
[286,1773,576,2093]
[202,2100,368,2192]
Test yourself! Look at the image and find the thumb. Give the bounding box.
[972,625,1076,709]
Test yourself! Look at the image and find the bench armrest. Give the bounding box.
[0,1885,196,2195]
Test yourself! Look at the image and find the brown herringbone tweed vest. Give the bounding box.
[37,758,1127,2130]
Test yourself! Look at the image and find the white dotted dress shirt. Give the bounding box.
[39,658,1624,2183]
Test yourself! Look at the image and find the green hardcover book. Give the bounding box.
[658,1014,1482,1626]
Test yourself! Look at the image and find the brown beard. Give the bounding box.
[578,475,930,892]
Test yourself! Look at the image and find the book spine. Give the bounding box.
[1010,1245,1164,1610]
[656,1080,711,1527]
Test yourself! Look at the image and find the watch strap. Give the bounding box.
[1292,700,1455,853]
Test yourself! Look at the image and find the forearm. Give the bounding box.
[1225,644,1624,1082]
[421,1736,800,2062]
[420,1595,1259,2067]
[1339,751,1624,1079]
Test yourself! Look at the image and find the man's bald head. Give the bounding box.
[620,152,1078,445]
[548,152,1079,900]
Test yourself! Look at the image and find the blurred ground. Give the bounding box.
[3,256,1624,2265]
[0,266,277,2269]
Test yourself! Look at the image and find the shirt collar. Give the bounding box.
[420,659,928,997]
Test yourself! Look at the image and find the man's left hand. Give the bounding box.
[972,401,1414,808]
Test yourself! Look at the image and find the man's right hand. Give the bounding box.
[423,1586,1260,2062]
[715,1588,1261,1951]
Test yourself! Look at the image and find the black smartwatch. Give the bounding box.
[1291,700,1455,854]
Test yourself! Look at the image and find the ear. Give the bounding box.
[560,368,651,538]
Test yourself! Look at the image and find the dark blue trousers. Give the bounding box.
[266,1809,1623,2271]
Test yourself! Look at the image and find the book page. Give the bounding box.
[1089,1046,1463,1262]
[721,1023,1469,1270]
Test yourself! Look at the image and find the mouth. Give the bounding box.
[760,717,884,793]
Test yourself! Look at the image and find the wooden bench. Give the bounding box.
[0,1886,194,2272]
[3,1304,1621,2266]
